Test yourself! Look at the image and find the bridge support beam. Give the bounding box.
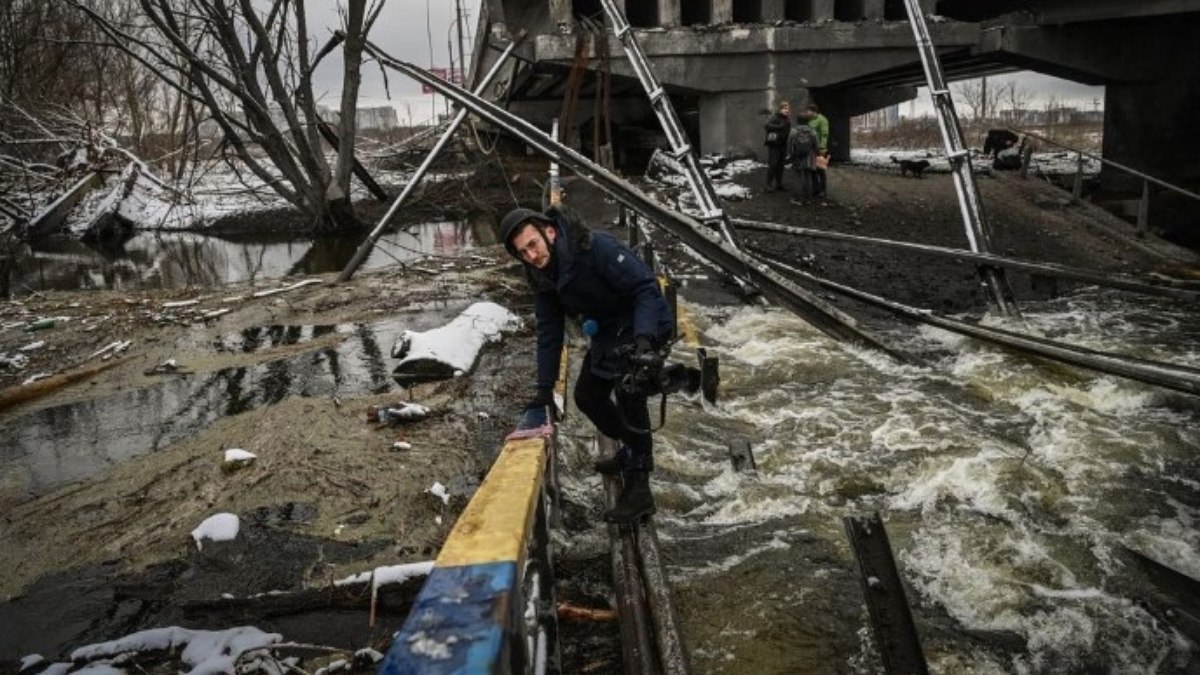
[1103,75,1200,239]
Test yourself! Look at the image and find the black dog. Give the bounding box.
[891,155,931,178]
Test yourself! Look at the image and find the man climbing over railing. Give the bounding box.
[501,204,674,525]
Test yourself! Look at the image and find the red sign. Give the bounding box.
[421,68,464,94]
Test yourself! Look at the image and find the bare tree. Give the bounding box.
[999,79,1034,123]
[70,0,385,233]
[953,77,1001,121]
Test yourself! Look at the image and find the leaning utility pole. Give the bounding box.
[902,0,1020,318]
[455,0,468,84]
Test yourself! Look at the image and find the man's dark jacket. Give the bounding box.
[512,206,674,395]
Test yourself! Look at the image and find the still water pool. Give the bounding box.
[7,220,478,295]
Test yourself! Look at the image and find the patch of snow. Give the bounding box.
[71,626,281,675]
[427,482,450,505]
[223,449,256,462]
[19,340,45,352]
[190,513,240,550]
[333,561,434,587]
[392,302,521,373]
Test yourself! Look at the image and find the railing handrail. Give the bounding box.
[1009,125,1200,204]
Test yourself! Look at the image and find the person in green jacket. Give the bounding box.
[806,104,830,198]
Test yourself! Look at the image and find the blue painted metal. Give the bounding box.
[380,562,519,674]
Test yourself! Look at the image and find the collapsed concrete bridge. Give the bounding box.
[472,0,1200,230]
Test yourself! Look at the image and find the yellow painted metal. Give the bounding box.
[675,300,701,348]
[435,438,548,567]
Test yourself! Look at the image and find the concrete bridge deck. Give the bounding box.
[475,0,1200,232]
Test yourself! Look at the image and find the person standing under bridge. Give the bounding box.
[501,205,675,525]
[764,100,792,192]
[806,103,830,199]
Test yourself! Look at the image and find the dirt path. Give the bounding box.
[723,162,1198,318]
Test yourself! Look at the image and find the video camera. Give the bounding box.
[613,342,702,399]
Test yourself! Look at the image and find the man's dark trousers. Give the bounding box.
[574,352,652,466]
[766,146,787,189]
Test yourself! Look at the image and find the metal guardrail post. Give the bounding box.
[1008,126,1200,205]
[1019,143,1033,180]
[1138,179,1151,237]
[1071,151,1084,203]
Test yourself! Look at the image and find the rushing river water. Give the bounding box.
[562,286,1200,673]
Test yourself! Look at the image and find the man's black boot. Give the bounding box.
[604,471,655,525]
[593,444,632,475]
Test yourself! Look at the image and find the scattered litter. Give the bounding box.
[476,411,490,419]
[201,308,231,320]
[222,448,257,472]
[392,441,413,451]
[250,278,321,299]
[19,341,45,352]
[145,358,186,375]
[190,513,240,550]
[88,341,124,360]
[1,353,28,370]
[25,318,57,331]
[427,482,450,505]
[368,402,430,425]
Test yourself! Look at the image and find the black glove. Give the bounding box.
[631,335,660,367]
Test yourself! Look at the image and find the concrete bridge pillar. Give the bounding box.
[660,0,681,27]
[811,0,835,21]
[762,0,786,22]
[549,0,570,29]
[712,0,733,24]
[1103,76,1200,237]
[700,90,772,160]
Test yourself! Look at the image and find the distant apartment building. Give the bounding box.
[317,105,399,131]
[198,104,400,138]
[998,107,1104,125]
[852,105,900,131]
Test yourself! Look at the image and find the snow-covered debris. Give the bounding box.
[391,302,521,383]
[70,626,281,675]
[334,561,434,588]
[190,513,240,550]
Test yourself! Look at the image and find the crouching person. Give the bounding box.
[501,205,674,524]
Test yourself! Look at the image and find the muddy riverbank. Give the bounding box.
[2,155,1196,670]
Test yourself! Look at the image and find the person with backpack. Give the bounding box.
[763,101,792,192]
[500,204,675,525]
[788,114,818,200]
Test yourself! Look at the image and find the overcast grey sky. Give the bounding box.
[308,0,482,124]
[904,71,1105,117]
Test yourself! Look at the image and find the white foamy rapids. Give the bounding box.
[659,293,1200,667]
[903,523,1177,671]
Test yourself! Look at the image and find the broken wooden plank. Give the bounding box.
[24,172,104,238]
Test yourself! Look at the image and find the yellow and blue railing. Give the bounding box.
[378,435,558,674]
